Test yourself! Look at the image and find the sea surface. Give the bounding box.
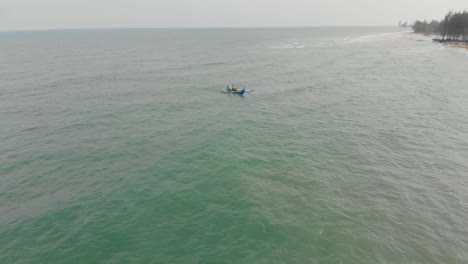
[1,27,468,264]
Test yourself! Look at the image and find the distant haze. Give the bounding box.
[1,0,467,31]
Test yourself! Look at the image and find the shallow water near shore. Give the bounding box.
[1,27,468,263]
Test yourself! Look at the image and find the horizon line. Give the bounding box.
[0,25,400,33]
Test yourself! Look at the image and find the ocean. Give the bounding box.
[1,27,468,264]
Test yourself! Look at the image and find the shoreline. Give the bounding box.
[432,38,468,49]
[411,32,468,49]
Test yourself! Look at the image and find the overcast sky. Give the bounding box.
[1,0,466,31]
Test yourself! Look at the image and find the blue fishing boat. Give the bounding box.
[227,85,246,95]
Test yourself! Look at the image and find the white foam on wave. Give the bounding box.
[270,42,306,49]
[350,31,412,42]
[443,45,468,55]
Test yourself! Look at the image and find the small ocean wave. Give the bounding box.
[350,31,412,42]
[201,61,227,67]
[270,42,306,49]
[441,45,468,55]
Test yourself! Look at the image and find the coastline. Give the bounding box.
[432,38,468,49]
[410,32,468,50]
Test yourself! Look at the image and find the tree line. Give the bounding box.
[411,10,468,41]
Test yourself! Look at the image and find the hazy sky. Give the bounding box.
[1,0,466,31]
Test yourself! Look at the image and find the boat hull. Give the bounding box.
[226,86,245,95]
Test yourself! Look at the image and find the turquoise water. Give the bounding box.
[1,27,468,263]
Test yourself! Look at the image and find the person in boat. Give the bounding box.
[230,85,239,92]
